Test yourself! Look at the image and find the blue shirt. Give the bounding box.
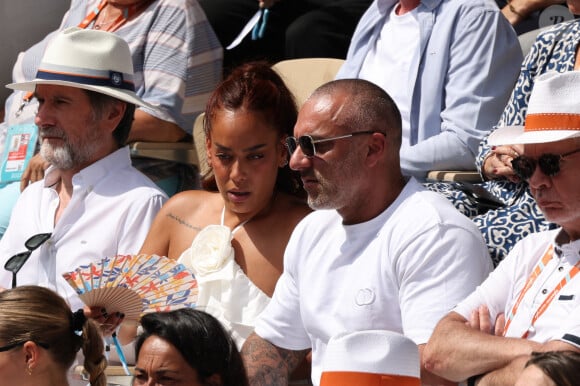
[337,0,522,177]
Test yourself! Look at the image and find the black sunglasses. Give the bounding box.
[4,233,52,289]
[286,131,385,158]
[511,148,580,181]
[0,340,50,352]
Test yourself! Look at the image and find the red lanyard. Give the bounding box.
[503,244,580,338]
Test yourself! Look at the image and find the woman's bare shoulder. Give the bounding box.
[155,190,218,226]
[161,189,215,211]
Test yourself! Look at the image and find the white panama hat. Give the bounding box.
[320,330,420,386]
[6,27,148,107]
[489,71,580,146]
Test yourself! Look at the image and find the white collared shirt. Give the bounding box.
[0,146,166,309]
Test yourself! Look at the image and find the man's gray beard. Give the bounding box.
[39,121,102,170]
[40,142,75,170]
[40,135,100,170]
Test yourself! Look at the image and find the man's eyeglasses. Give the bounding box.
[286,131,385,158]
[4,233,52,289]
[511,148,580,180]
[0,340,49,352]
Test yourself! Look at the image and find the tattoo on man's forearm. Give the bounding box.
[166,213,201,231]
[242,335,309,386]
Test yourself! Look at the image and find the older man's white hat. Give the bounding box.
[320,330,420,386]
[6,27,148,107]
[489,71,580,146]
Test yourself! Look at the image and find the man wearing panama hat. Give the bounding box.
[424,71,580,385]
[0,28,166,312]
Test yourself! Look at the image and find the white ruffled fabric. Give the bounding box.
[178,212,271,349]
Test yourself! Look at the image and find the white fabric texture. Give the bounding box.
[178,207,271,348]
[0,146,166,309]
[359,5,419,142]
[321,330,420,377]
[255,178,493,385]
[455,228,580,344]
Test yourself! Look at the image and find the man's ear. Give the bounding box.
[365,132,386,168]
[105,101,127,131]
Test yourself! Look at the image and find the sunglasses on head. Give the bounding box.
[4,233,52,289]
[511,148,580,181]
[285,131,385,158]
[0,340,50,353]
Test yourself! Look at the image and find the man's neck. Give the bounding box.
[397,0,421,15]
[53,170,77,226]
[339,174,407,225]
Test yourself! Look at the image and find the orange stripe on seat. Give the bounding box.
[320,371,420,386]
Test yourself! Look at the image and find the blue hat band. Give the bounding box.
[36,69,135,92]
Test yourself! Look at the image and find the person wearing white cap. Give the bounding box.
[241,78,492,386]
[0,28,166,312]
[320,330,420,386]
[424,71,580,386]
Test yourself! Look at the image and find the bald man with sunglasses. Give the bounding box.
[241,79,492,386]
[424,71,580,386]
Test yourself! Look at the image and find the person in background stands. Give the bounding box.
[424,71,580,386]
[198,0,372,73]
[429,0,580,265]
[336,0,522,179]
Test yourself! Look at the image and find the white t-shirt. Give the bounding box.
[255,178,492,385]
[455,229,580,344]
[359,4,420,146]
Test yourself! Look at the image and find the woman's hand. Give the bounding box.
[482,144,523,183]
[84,306,125,336]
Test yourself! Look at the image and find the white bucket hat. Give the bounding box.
[6,27,148,107]
[320,330,420,386]
[489,71,580,146]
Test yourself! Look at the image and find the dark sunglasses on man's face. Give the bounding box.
[4,233,52,289]
[286,131,385,158]
[511,148,580,181]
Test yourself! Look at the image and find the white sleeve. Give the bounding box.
[453,247,519,325]
[398,222,492,344]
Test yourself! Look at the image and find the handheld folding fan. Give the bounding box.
[62,254,198,322]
